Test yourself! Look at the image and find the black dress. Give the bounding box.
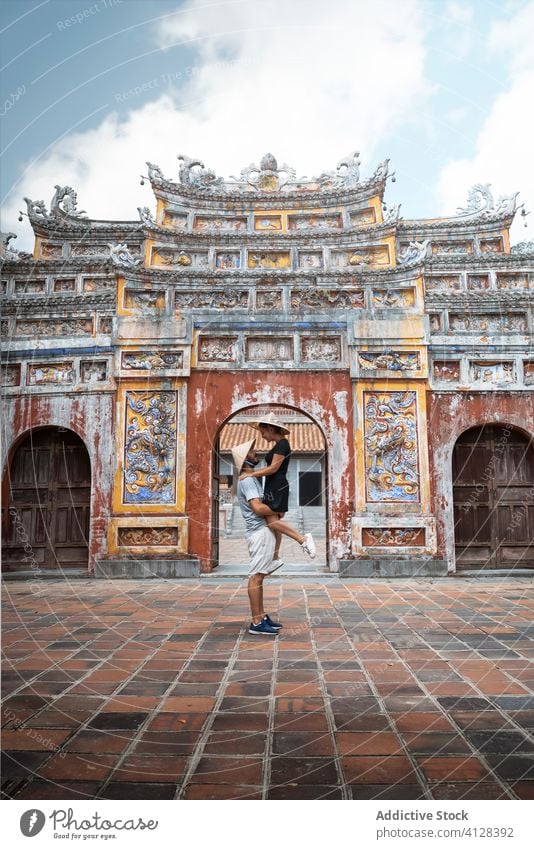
[262,437,291,513]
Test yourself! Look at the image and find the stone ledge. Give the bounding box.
[94,559,200,578]
[339,558,448,578]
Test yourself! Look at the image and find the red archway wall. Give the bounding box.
[186,371,355,571]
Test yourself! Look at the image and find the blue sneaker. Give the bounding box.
[263,614,283,630]
[249,620,278,636]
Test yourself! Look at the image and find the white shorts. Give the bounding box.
[247,526,278,576]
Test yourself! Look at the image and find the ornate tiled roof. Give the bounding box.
[219,422,325,453]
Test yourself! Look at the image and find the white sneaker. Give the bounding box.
[271,558,285,571]
[301,533,316,559]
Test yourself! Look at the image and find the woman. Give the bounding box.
[240,413,316,563]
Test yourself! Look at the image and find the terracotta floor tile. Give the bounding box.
[101,783,177,799]
[210,714,269,733]
[112,755,187,782]
[1,729,72,751]
[342,755,417,785]
[64,730,135,754]
[350,784,425,800]
[191,756,263,785]
[333,714,391,732]
[40,753,119,781]
[391,713,455,733]
[272,732,335,757]
[401,732,471,754]
[270,757,338,785]
[430,782,511,800]
[416,756,490,782]
[273,713,330,733]
[13,780,100,800]
[160,696,216,713]
[336,732,403,756]
[183,783,262,799]
[204,731,267,755]
[268,785,343,799]
[145,712,208,732]
[132,731,200,755]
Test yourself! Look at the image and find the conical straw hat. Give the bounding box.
[231,439,256,473]
[248,412,290,435]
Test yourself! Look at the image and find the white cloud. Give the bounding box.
[3,0,430,249]
[436,2,534,244]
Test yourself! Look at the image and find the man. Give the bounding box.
[233,438,307,636]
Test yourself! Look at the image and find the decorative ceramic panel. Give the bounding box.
[121,351,183,370]
[524,362,534,385]
[162,211,188,230]
[99,316,113,334]
[254,215,282,231]
[124,290,165,309]
[81,361,107,382]
[429,314,442,332]
[246,337,293,361]
[175,289,248,309]
[288,213,342,230]
[199,337,238,362]
[449,313,527,333]
[255,290,283,310]
[470,361,515,383]
[362,527,425,546]
[496,274,529,289]
[332,245,390,267]
[118,527,179,546]
[431,241,473,255]
[83,277,115,292]
[301,337,341,362]
[350,208,376,227]
[467,274,490,290]
[15,279,46,294]
[123,391,177,504]
[358,351,420,372]
[291,288,364,309]
[373,288,415,308]
[425,275,462,291]
[479,237,503,253]
[194,215,247,232]
[215,252,241,269]
[40,242,63,258]
[433,361,460,381]
[71,244,111,257]
[1,364,21,386]
[152,248,208,268]
[248,251,291,269]
[364,391,420,503]
[53,278,76,292]
[28,363,74,384]
[298,252,324,269]
[15,318,94,337]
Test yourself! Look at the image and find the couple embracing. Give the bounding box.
[231,413,316,636]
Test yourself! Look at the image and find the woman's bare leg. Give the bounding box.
[265,514,304,546]
[264,513,283,559]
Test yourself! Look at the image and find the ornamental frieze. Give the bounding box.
[124,290,166,309]
[291,288,364,309]
[193,215,247,232]
[123,391,177,504]
[372,288,415,307]
[28,363,74,384]
[117,527,179,546]
[81,361,107,382]
[174,289,248,310]
[362,528,424,546]
[432,361,460,382]
[364,391,420,503]
[121,351,183,370]
[301,337,341,363]
[198,337,238,362]
[246,337,293,362]
[448,313,527,333]
[470,361,515,383]
[287,213,342,231]
[357,351,420,372]
[255,290,283,310]
[14,317,94,336]
[1,364,21,386]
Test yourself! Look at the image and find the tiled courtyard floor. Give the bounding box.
[2,577,534,801]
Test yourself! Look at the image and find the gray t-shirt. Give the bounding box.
[237,476,267,534]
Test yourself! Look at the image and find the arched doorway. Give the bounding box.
[453,425,534,570]
[3,428,91,572]
[212,406,328,571]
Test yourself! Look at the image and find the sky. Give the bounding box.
[1,0,533,250]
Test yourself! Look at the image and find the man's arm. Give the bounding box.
[248,498,278,517]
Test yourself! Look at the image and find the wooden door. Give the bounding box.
[453,426,534,569]
[3,429,91,571]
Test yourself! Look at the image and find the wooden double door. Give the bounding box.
[3,429,91,571]
[453,425,534,569]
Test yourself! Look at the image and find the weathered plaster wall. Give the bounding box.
[1,392,115,573]
[186,370,355,571]
[427,391,534,571]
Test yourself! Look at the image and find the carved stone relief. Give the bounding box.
[364,391,420,503]
[433,361,460,381]
[467,274,490,290]
[431,241,473,255]
[301,337,341,362]
[254,215,282,231]
[124,391,177,504]
[425,275,462,291]
[524,362,534,385]
[331,245,390,268]
[496,274,528,289]
[349,209,376,227]
[175,290,248,310]
[246,337,293,361]
[288,213,342,230]
[479,238,503,253]
[1,364,21,386]
[291,288,364,309]
[15,279,46,294]
[53,278,76,292]
[81,361,107,382]
[99,317,113,334]
[153,248,208,268]
[298,252,323,269]
[372,288,415,307]
[162,212,188,230]
[215,252,241,269]
[83,278,115,292]
[255,290,283,310]
[199,337,238,362]
[449,313,527,333]
[470,361,515,383]
[40,242,63,258]
[15,318,94,337]
[124,290,165,309]
[194,215,247,232]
